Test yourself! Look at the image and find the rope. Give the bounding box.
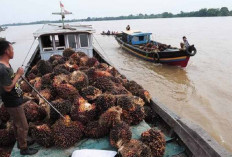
[21,37,37,67]
[21,76,66,119]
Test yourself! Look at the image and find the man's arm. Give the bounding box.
[3,67,24,92]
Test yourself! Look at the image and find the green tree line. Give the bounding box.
[2,7,232,26]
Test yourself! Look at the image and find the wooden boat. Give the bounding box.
[115,30,197,67]
[5,23,228,157]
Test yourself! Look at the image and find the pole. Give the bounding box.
[21,76,66,119]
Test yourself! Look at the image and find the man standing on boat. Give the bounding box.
[0,40,38,155]
[183,36,190,49]
[126,25,130,31]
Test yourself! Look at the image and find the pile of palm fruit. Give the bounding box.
[0,48,165,157]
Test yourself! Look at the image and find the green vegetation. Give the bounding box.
[2,7,232,26]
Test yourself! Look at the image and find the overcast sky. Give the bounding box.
[0,0,231,25]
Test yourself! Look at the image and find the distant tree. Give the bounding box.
[198,8,208,17]
[207,8,220,16]
[162,12,173,18]
[219,7,230,16]
[230,11,232,16]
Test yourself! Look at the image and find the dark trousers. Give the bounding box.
[7,105,28,149]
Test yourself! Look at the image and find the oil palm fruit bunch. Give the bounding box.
[86,57,99,67]
[49,54,65,67]
[64,60,78,72]
[53,64,70,75]
[110,121,132,148]
[52,116,84,148]
[28,65,38,76]
[30,123,54,147]
[99,106,122,128]
[84,121,109,138]
[70,97,96,124]
[79,56,89,66]
[50,98,72,121]
[54,83,79,100]
[0,148,11,157]
[41,73,55,88]
[53,74,70,86]
[36,88,53,105]
[140,128,166,157]
[0,105,10,123]
[69,71,89,90]
[37,60,53,75]
[63,48,75,58]
[92,77,115,93]
[81,86,102,102]
[94,94,116,115]
[123,80,151,103]
[20,80,32,93]
[118,139,152,157]
[23,100,47,122]
[144,106,158,123]
[117,95,145,125]
[0,122,16,147]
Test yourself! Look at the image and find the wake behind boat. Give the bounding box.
[115,30,197,67]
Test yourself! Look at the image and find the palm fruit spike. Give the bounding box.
[118,139,152,157]
[84,121,109,138]
[30,123,54,147]
[0,122,16,147]
[37,60,53,75]
[70,97,96,124]
[110,121,132,148]
[23,100,47,122]
[141,128,166,157]
[50,98,72,121]
[52,115,84,148]
[81,86,102,101]
[99,106,122,128]
[63,48,75,58]
[92,77,115,92]
[69,71,89,90]
[53,74,70,86]
[94,94,116,115]
[54,83,79,100]
[0,105,10,122]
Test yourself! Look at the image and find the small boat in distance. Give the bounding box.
[115,30,197,67]
[101,30,118,35]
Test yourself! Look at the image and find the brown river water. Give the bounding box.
[1,17,232,152]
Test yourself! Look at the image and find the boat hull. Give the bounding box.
[115,36,191,67]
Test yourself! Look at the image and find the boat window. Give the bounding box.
[67,34,77,49]
[139,36,144,41]
[54,35,65,50]
[133,36,139,42]
[80,34,89,47]
[41,35,53,51]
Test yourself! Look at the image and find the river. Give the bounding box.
[0,17,232,152]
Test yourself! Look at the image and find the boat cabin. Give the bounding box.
[33,24,95,60]
[121,30,152,45]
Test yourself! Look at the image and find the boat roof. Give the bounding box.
[122,30,152,36]
[33,24,95,37]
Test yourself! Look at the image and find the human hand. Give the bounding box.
[16,67,24,76]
